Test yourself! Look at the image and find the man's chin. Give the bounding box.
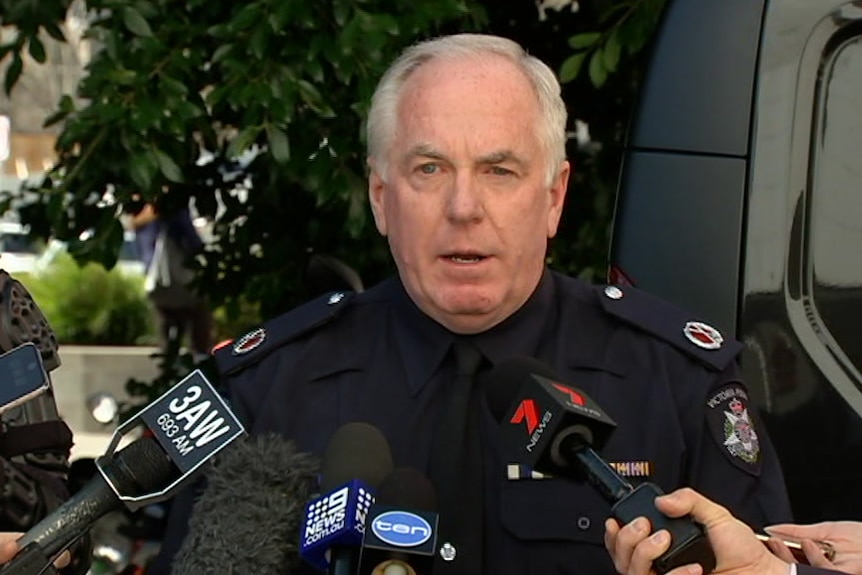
[429,298,505,334]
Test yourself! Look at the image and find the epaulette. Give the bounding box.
[212,290,355,376]
[594,284,743,371]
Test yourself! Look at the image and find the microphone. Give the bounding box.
[171,434,321,575]
[358,468,438,575]
[484,357,716,575]
[1,369,245,573]
[300,422,394,575]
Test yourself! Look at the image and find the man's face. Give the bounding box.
[368,54,570,334]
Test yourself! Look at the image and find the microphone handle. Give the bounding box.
[569,444,633,503]
[329,546,358,575]
[17,475,118,556]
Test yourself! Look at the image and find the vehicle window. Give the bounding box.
[809,34,862,371]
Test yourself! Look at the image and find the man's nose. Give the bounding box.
[445,174,484,222]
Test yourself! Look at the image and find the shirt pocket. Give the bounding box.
[499,478,617,574]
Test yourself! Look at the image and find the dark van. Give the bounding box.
[610,0,862,523]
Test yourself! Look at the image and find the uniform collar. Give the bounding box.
[392,269,556,396]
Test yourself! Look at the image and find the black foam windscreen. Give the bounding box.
[171,434,320,575]
[482,356,558,423]
[320,422,394,491]
[375,468,437,512]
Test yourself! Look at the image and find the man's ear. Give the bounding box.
[546,160,571,239]
[367,159,388,236]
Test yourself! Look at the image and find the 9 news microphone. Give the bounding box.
[171,434,320,574]
[484,357,716,575]
[0,369,245,574]
[300,422,394,575]
[358,468,438,575]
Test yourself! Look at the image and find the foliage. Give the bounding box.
[17,252,155,345]
[560,0,668,88]
[0,0,74,94]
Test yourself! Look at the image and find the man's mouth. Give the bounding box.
[444,253,488,263]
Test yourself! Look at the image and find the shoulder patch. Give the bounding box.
[706,383,762,476]
[212,290,355,376]
[594,285,743,371]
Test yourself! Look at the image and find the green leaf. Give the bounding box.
[129,153,156,191]
[4,56,23,95]
[59,94,75,113]
[106,68,138,85]
[44,22,66,43]
[297,80,335,118]
[123,7,153,38]
[43,109,70,128]
[266,124,290,163]
[559,52,587,83]
[227,126,261,158]
[212,44,233,63]
[588,49,608,88]
[28,36,46,63]
[568,32,601,50]
[154,149,184,182]
[603,31,622,73]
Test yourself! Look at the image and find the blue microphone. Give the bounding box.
[299,422,394,574]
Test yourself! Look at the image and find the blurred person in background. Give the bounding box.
[123,195,213,358]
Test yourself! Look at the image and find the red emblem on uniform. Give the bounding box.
[232,328,266,355]
[683,321,723,350]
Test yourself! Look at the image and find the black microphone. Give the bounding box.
[12,437,175,557]
[300,422,394,575]
[171,434,321,575]
[358,468,438,575]
[1,369,245,574]
[484,357,716,575]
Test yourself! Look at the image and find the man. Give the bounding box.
[604,488,858,575]
[154,33,792,574]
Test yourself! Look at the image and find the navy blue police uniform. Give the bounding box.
[156,269,792,574]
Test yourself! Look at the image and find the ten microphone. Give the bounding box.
[171,434,320,575]
[483,356,716,575]
[300,422,394,575]
[358,468,438,575]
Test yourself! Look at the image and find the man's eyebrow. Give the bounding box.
[477,150,528,167]
[403,144,448,161]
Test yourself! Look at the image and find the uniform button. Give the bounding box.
[577,516,591,530]
[604,286,623,300]
[327,292,345,305]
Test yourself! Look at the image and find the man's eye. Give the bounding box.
[418,164,438,175]
[489,166,513,176]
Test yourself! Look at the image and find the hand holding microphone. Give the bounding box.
[483,357,716,575]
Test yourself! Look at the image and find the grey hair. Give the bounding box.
[366,33,568,185]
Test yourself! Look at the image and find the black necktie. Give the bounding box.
[430,338,485,575]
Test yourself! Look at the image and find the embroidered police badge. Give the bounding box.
[232,328,266,355]
[707,383,762,475]
[683,321,723,350]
